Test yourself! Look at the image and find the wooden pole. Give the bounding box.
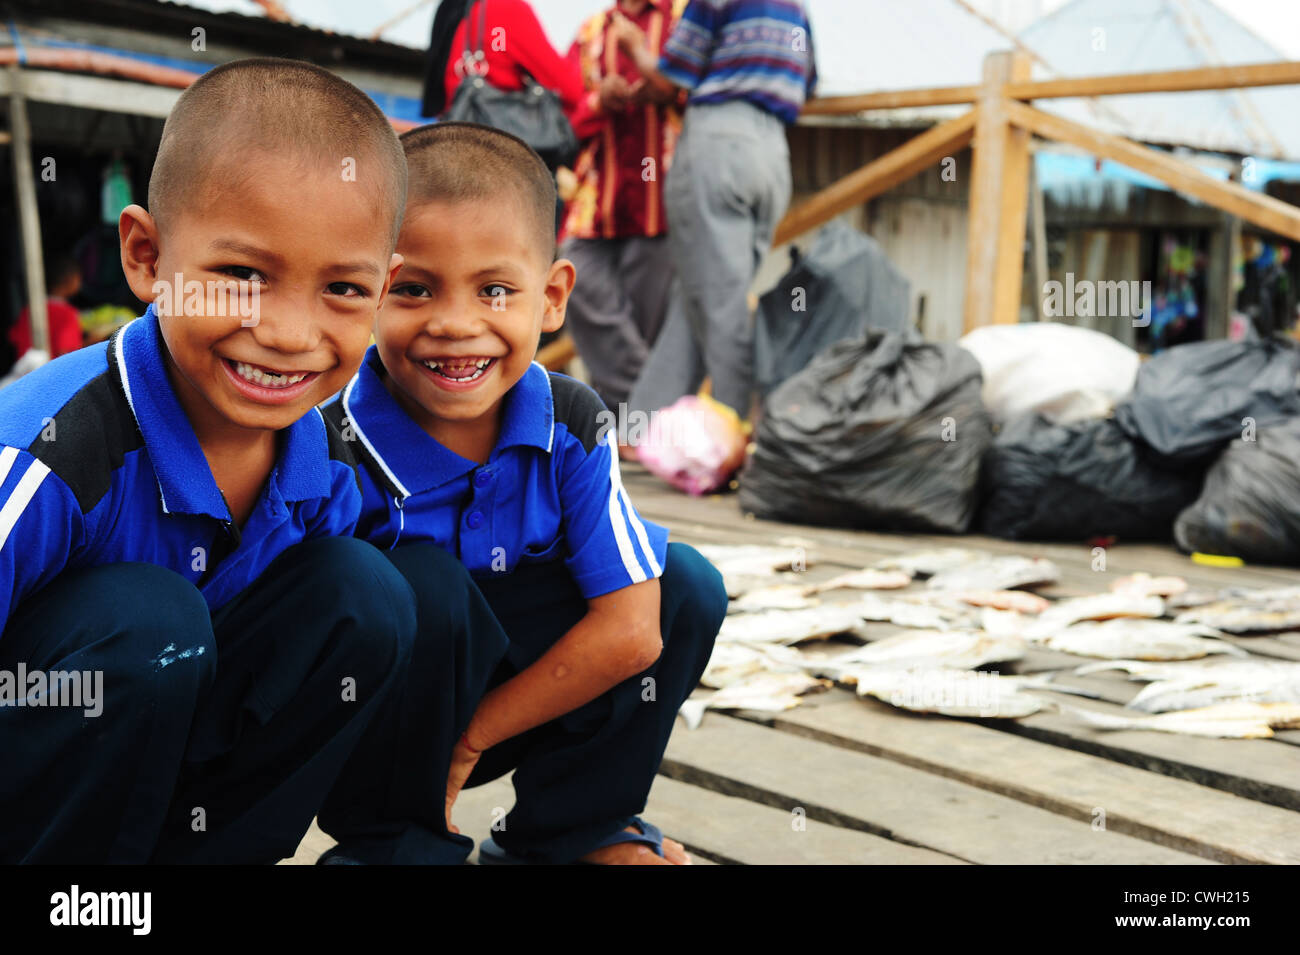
[772,110,975,247]
[800,60,1300,117]
[1029,150,1049,320]
[1005,100,1300,242]
[8,66,48,355]
[963,51,1033,332]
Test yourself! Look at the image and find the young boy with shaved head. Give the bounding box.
[325,122,727,865]
[0,59,507,864]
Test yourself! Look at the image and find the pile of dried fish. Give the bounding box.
[691,543,1300,736]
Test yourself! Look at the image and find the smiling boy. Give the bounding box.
[0,59,495,864]
[326,122,727,865]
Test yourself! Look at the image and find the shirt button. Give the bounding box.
[466,511,484,529]
[474,470,492,488]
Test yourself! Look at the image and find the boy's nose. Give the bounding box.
[425,307,486,339]
[250,304,322,354]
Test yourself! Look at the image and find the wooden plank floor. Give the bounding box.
[284,465,1300,864]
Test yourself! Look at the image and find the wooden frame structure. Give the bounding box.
[783,54,1300,333]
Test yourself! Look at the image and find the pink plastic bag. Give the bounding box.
[636,395,748,496]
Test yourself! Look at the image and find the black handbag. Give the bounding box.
[443,0,578,168]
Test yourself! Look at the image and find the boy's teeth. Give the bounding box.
[422,357,493,381]
[233,361,308,388]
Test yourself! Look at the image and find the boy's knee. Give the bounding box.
[661,543,728,631]
[304,537,417,673]
[80,562,216,704]
[385,542,479,630]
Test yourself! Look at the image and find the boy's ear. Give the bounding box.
[376,252,404,312]
[541,257,576,334]
[119,204,162,304]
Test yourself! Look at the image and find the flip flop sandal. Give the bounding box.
[478,817,667,865]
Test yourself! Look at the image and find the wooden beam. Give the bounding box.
[772,110,975,247]
[963,51,1034,332]
[1005,100,1300,242]
[7,67,48,355]
[1029,157,1049,321]
[1007,59,1300,101]
[802,85,979,115]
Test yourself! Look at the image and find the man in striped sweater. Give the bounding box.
[616,0,818,420]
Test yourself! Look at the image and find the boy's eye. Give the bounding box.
[393,283,432,299]
[481,284,514,300]
[219,266,265,283]
[327,282,368,298]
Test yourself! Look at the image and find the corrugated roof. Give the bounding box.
[1020,0,1300,159]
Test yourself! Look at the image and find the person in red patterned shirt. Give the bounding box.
[558,0,687,412]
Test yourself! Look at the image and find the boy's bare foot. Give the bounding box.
[579,826,692,865]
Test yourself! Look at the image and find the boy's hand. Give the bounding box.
[444,733,483,834]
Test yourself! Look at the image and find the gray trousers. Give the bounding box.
[561,235,674,410]
[629,100,792,416]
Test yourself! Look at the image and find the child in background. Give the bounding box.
[325,122,727,865]
[9,254,84,360]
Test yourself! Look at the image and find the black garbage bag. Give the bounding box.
[1174,416,1300,565]
[740,331,990,533]
[754,222,913,397]
[1114,338,1300,465]
[977,414,1204,542]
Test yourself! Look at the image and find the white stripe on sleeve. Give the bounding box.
[0,446,18,487]
[0,458,51,552]
[605,442,647,584]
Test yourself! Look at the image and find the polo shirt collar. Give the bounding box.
[343,347,555,498]
[112,305,334,518]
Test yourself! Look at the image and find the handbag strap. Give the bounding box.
[459,0,489,76]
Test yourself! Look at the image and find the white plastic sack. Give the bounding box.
[959,323,1139,425]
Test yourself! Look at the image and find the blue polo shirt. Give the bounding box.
[0,305,362,636]
[323,347,667,598]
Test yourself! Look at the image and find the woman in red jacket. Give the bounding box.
[421,0,584,119]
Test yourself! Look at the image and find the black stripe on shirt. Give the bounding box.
[549,373,607,454]
[25,333,143,514]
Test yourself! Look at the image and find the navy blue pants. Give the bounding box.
[0,536,417,864]
[383,541,726,864]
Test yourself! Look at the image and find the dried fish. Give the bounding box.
[1061,701,1300,738]
[1074,659,1300,713]
[727,585,820,614]
[853,594,976,631]
[850,669,1070,718]
[951,590,1051,614]
[1042,618,1245,661]
[873,548,990,578]
[678,671,830,729]
[802,568,913,594]
[1109,573,1187,598]
[1174,589,1300,634]
[926,556,1061,593]
[717,606,864,645]
[696,544,812,575]
[812,629,1025,676]
[1025,593,1165,641]
[700,642,807,689]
